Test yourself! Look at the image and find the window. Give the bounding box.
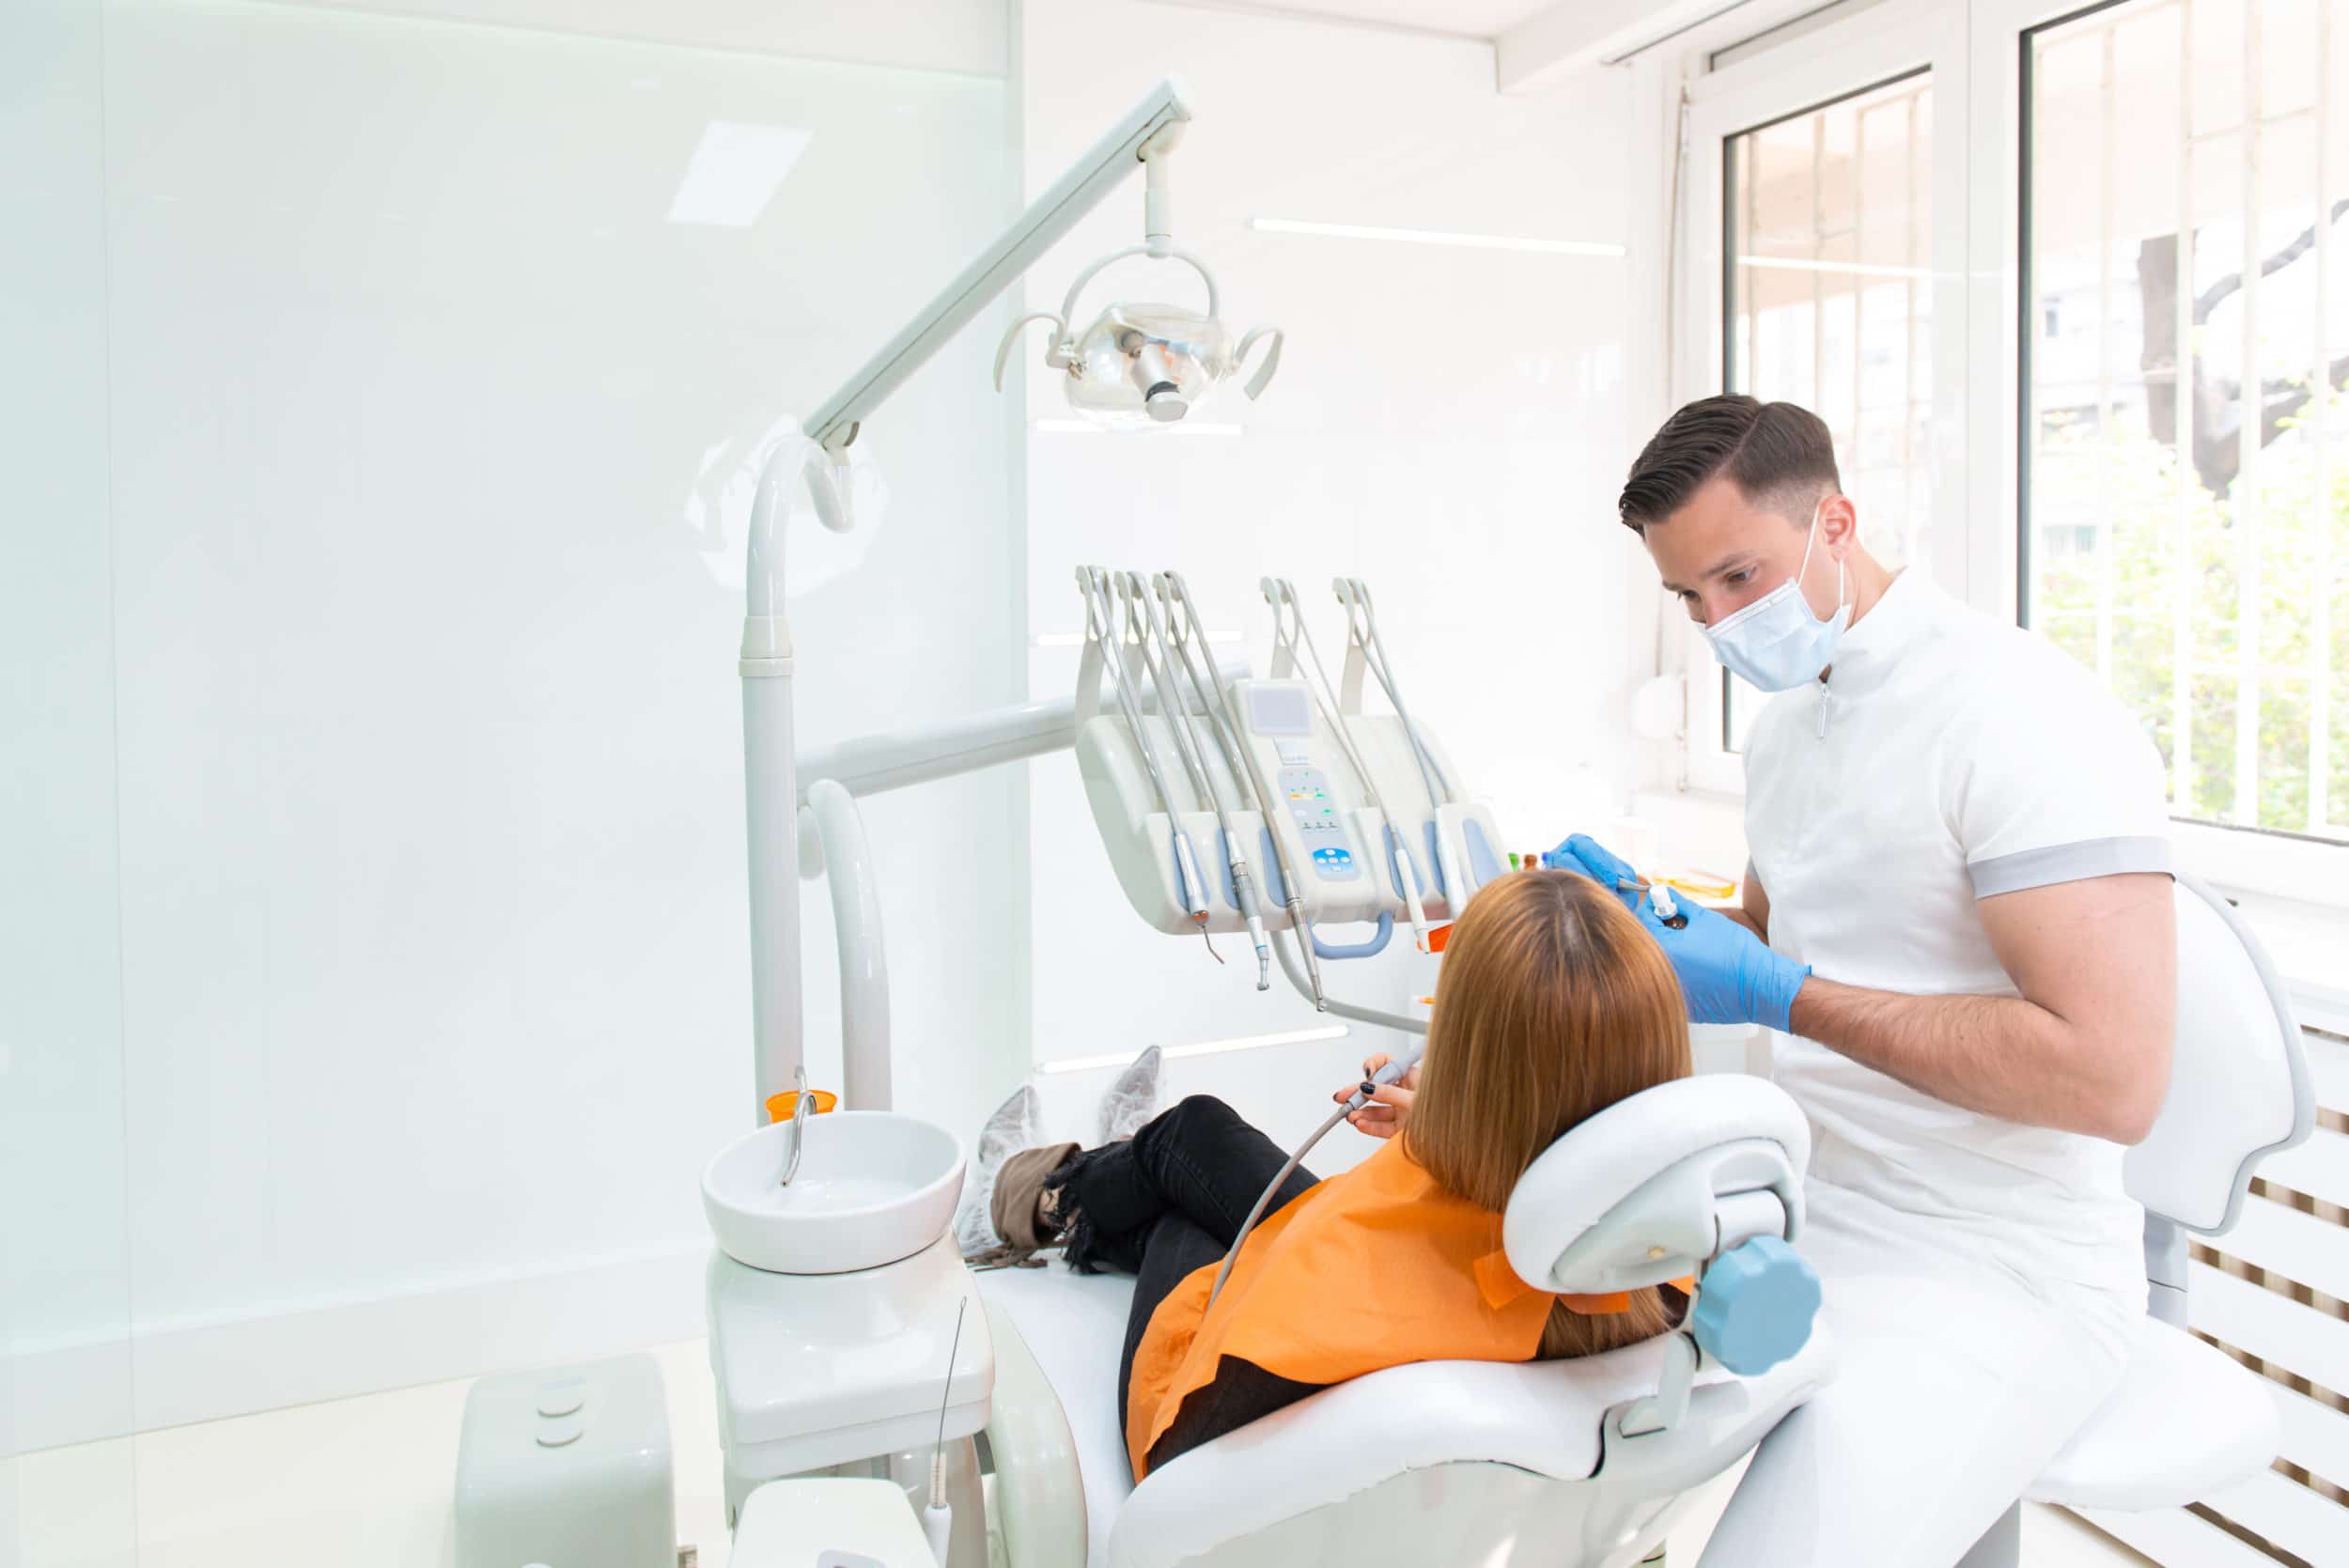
[1664,12,2349,1562]
[2023,0,2349,846]
[1721,72,1937,751]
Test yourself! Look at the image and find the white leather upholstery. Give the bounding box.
[1111,1334,1828,1568]
[2126,875,2310,1232]
[975,1265,1139,1568]
[2027,1316,2279,1510]
[1504,1075,1811,1296]
[980,1253,1832,1568]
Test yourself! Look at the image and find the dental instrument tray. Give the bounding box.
[1072,569,1505,946]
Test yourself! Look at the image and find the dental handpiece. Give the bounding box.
[1616,876,1687,928]
[1081,569,1214,943]
[1346,1041,1424,1111]
[1339,579,1465,913]
[1131,572,1271,991]
[1162,571,1324,1006]
[1208,1041,1427,1309]
[1113,575,1222,959]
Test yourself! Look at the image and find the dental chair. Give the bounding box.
[1956,873,2316,1568]
[975,1073,1832,1568]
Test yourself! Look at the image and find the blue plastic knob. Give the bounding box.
[1689,1235,1821,1376]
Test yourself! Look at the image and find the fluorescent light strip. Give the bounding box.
[1252,217,1625,257]
[1735,254,1939,281]
[1038,1024,1350,1076]
[1033,418,1245,437]
[666,121,812,228]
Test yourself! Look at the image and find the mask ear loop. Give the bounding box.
[1797,496,1847,621]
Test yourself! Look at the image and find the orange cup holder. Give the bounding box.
[764,1088,839,1125]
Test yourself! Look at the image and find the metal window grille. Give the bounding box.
[2076,1000,2349,1565]
[2025,0,2348,846]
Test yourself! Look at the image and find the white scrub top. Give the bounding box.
[1742,570,2170,1296]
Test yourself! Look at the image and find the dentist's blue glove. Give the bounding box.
[1546,833,1642,912]
[1636,895,1811,1033]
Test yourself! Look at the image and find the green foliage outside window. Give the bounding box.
[2030,393,2349,840]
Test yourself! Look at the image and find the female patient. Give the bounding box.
[965,870,1692,1481]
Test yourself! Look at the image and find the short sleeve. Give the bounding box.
[1952,653,2172,899]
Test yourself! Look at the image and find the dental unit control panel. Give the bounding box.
[1252,683,1361,883]
[1072,571,1506,973]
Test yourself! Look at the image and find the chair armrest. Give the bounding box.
[981,1299,1089,1568]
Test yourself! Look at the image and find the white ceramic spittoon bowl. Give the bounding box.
[701,1110,966,1274]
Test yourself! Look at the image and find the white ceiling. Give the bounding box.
[1143,0,1564,41]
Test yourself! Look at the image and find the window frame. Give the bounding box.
[1672,0,1976,793]
[1655,0,2349,904]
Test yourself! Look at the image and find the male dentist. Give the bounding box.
[1559,396,2177,1566]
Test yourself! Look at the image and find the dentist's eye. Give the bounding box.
[1727,568,1754,587]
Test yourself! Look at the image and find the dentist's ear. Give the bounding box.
[1818,492,1860,559]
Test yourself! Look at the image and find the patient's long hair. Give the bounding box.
[1404,870,1691,1358]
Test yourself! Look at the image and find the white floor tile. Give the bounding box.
[11,1339,2163,1568]
[14,1439,139,1568]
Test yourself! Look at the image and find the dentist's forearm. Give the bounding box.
[1786,978,2146,1142]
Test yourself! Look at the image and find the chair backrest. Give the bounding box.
[2126,874,2315,1234]
[1503,1074,1811,1296]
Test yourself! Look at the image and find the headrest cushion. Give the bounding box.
[1502,1074,1811,1296]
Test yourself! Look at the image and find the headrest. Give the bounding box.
[1503,1075,1811,1297]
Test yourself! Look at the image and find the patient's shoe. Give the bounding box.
[1097,1045,1164,1144]
[956,1083,1041,1257]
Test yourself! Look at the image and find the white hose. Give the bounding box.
[1128,573,1271,989]
[1266,579,1433,952]
[1164,572,1327,1007]
[1206,1042,1425,1308]
[1080,568,1213,939]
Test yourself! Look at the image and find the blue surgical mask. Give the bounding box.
[1702,504,1850,692]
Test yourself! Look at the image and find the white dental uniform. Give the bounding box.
[1698,569,2170,1568]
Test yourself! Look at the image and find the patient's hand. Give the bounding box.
[1336,1052,1417,1140]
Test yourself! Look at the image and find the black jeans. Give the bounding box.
[1048,1094,1324,1473]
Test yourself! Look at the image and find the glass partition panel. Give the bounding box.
[7,1,1017,1559]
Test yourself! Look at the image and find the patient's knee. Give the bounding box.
[1145,1094,1240,1141]
[1168,1093,1238,1125]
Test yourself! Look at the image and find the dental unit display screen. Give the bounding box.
[1246,685,1312,736]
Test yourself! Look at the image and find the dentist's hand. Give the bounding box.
[1637,894,1810,1032]
[1335,1052,1417,1139]
[1547,833,1642,912]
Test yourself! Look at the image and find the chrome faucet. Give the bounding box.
[780,1064,816,1187]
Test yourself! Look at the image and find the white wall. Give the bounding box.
[2,0,138,1506]
[8,0,1026,1448]
[1014,0,1650,1156]
[8,0,1657,1459]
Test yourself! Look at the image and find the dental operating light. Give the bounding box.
[783,76,1282,537]
[804,78,1190,455]
[742,77,1282,1122]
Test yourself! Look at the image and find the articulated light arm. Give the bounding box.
[806,78,1191,457]
[740,78,1191,1120]
[747,77,1192,608]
